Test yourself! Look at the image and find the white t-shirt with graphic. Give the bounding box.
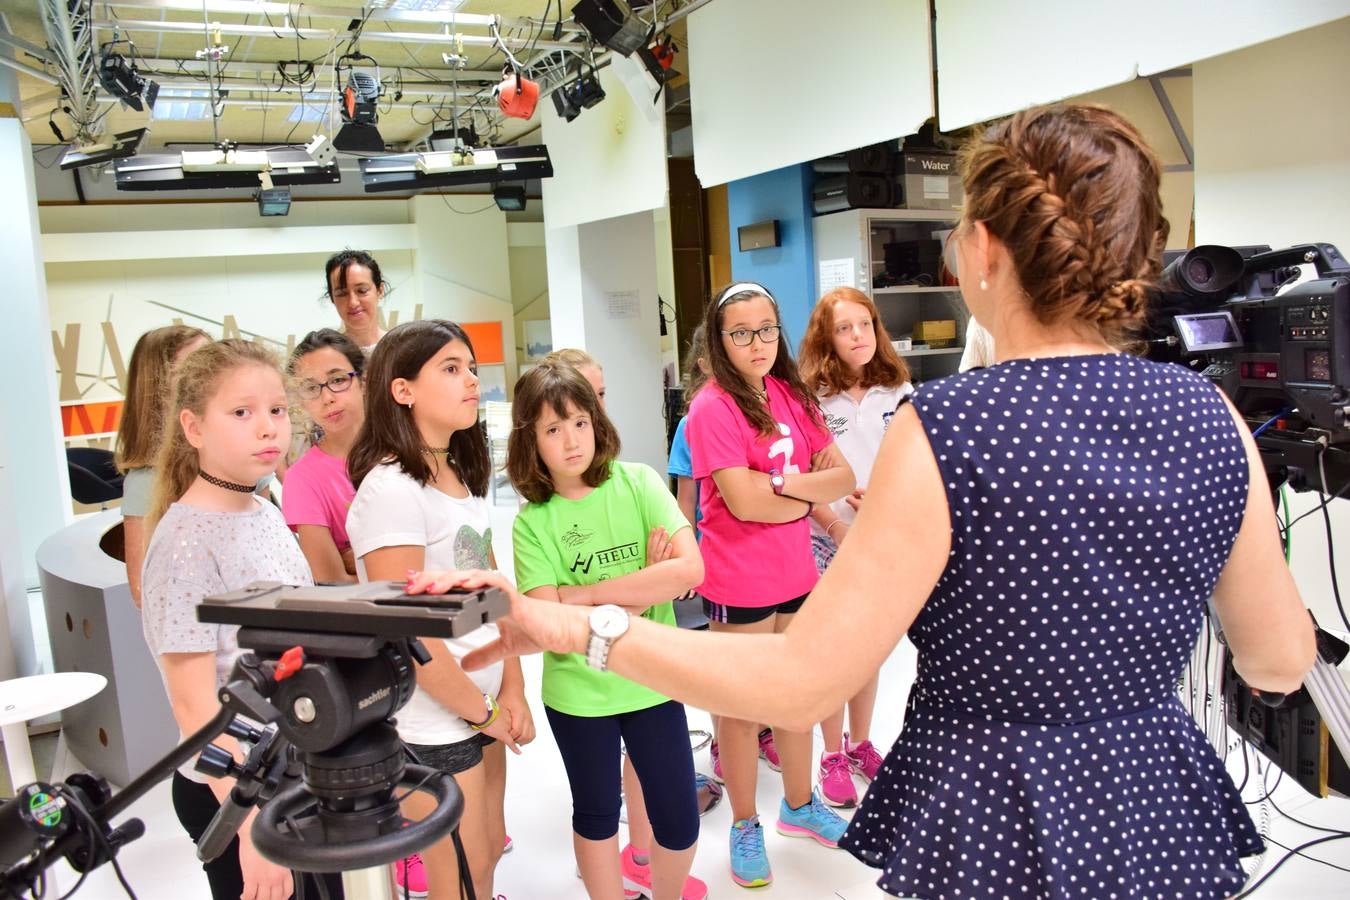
[346,461,504,745]
[812,383,913,536]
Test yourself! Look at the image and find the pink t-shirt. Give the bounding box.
[281,445,356,552]
[688,376,831,607]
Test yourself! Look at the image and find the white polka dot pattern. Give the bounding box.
[839,355,1262,899]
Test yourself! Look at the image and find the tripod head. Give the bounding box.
[0,579,509,896]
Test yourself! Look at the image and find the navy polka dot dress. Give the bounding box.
[840,354,1263,899]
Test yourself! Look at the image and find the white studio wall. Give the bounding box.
[935,0,1350,131]
[1191,17,1350,632]
[540,53,669,230]
[543,210,668,474]
[2,72,66,677]
[687,0,933,188]
[42,197,531,438]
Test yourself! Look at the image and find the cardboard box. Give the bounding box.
[900,151,963,211]
[913,320,957,347]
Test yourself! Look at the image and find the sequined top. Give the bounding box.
[141,499,311,781]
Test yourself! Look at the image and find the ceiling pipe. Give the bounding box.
[95,0,586,34]
[93,18,579,52]
[0,53,59,85]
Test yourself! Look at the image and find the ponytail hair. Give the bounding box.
[146,340,282,536]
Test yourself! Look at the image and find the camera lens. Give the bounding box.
[1186,258,1216,287]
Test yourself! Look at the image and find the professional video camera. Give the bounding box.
[1146,241,1350,801]
[0,580,509,899]
[1146,241,1350,488]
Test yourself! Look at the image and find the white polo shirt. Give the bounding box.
[811,382,914,536]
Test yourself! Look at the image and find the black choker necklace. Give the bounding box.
[199,470,257,493]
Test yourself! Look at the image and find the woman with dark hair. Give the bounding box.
[282,328,366,584]
[324,249,390,351]
[346,320,532,900]
[430,104,1316,899]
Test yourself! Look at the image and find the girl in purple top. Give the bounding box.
[684,282,856,888]
[283,329,365,583]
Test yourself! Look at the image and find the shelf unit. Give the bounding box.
[813,207,969,382]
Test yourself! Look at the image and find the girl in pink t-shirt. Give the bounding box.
[283,329,365,583]
[685,281,856,888]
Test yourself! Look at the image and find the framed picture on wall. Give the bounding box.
[524,320,552,360]
[478,364,508,403]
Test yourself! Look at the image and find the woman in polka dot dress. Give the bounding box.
[439,103,1318,899]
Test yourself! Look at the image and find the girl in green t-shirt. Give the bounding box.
[507,361,707,900]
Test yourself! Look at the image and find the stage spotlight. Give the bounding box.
[493,184,527,212]
[572,70,606,109]
[551,85,582,122]
[256,187,292,217]
[571,0,648,56]
[98,45,159,112]
[334,57,385,152]
[495,67,541,120]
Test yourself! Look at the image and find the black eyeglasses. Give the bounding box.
[297,371,358,401]
[721,325,781,347]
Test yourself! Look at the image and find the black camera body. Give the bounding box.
[1148,242,1350,493]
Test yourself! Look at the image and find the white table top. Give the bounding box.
[0,672,108,725]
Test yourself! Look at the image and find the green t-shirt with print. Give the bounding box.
[513,460,689,717]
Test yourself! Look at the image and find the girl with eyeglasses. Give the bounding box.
[681,283,856,889]
[282,329,366,584]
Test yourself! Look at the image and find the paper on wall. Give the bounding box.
[819,257,855,292]
[606,290,641,320]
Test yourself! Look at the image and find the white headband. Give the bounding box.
[716,282,775,307]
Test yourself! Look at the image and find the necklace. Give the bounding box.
[199,470,256,493]
[422,446,455,462]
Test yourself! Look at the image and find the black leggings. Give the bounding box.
[172,772,345,900]
[545,701,699,850]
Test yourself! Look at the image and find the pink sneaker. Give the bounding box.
[503,834,514,853]
[620,843,709,900]
[757,728,781,771]
[709,740,723,784]
[818,751,858,808]
[844,732,884,783]
[394,854,428,899]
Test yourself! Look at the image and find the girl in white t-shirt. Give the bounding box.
[798,286,914,810]
[346,320,533,900]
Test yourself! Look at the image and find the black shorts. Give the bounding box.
[405,733,495,775]
[703,593,808,625]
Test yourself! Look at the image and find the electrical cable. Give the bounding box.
[1236,833,1350,897]
[1280,476,1350,536]
[1316,444,1350,632]
[1252,408,1292,438]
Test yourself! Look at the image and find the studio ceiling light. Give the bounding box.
[334,54,385,153]
[571,0,648,56]
[98,42,159,112]
[358,144,553,194]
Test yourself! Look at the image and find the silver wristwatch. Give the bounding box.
[585,604,631,672]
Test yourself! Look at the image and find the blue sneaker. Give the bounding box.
[728,816,772,888]
[775,792,848,848]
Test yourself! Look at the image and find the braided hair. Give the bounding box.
[959,104,1170,347]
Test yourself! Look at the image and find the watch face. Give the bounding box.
[591,605,629,639]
